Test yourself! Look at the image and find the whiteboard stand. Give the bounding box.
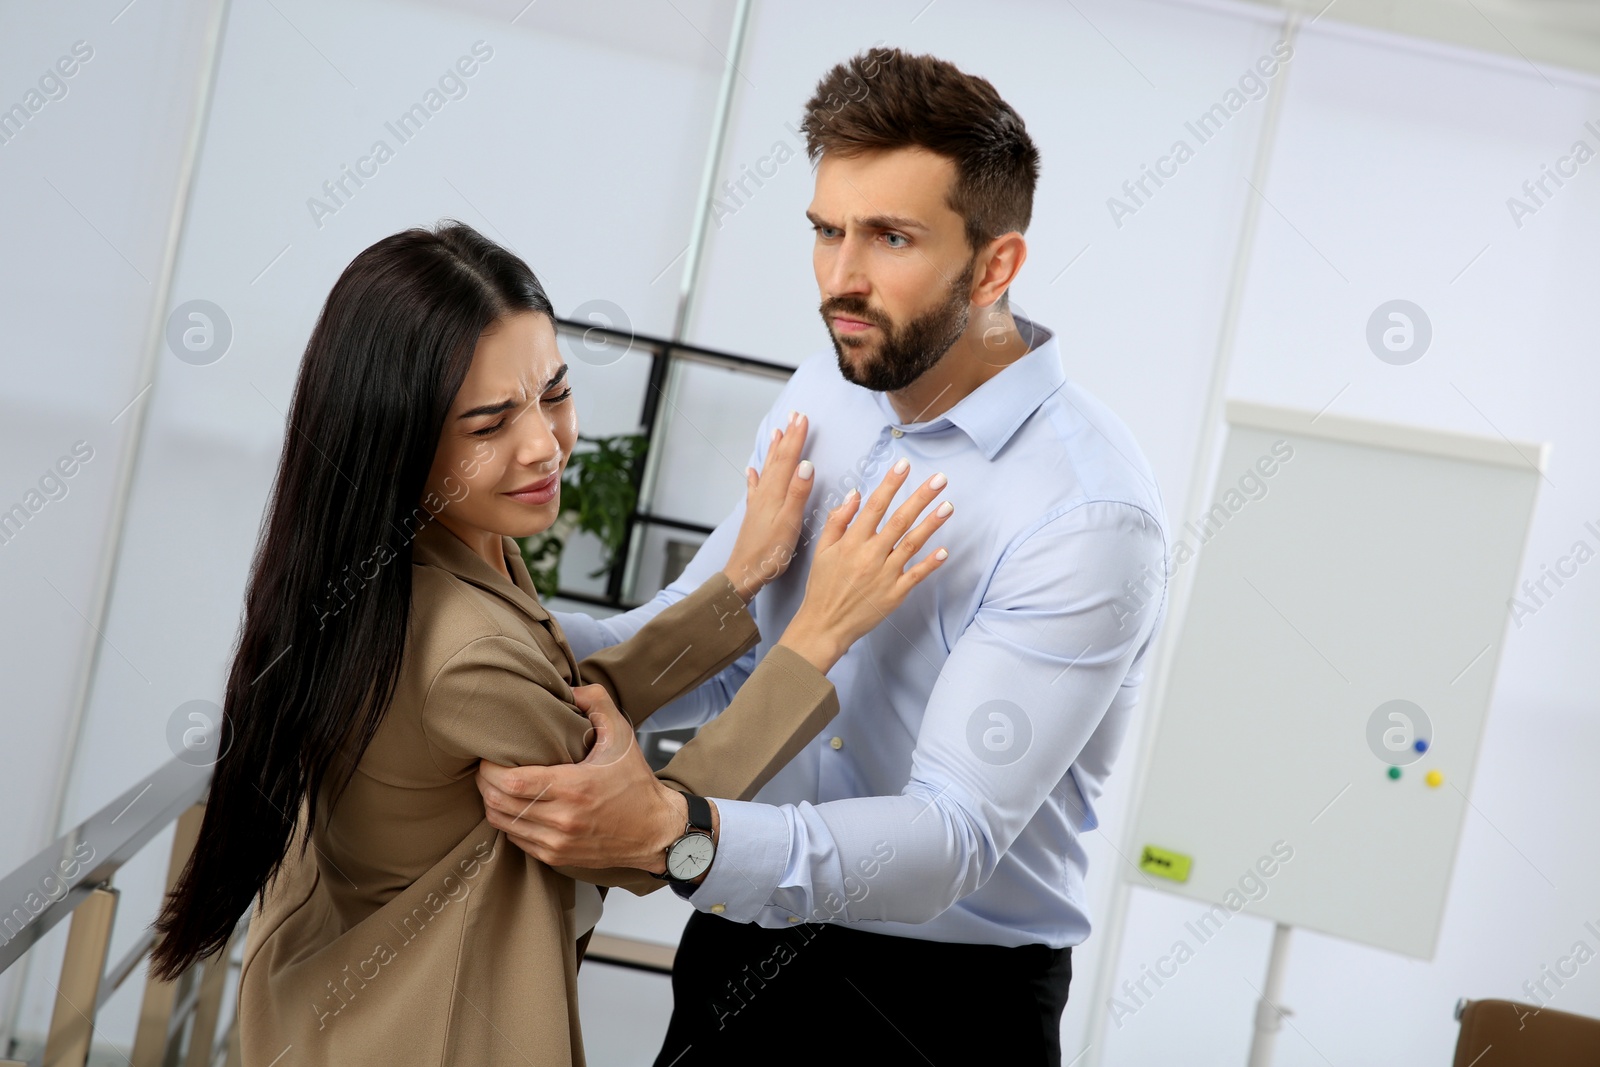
[1247,922,1294,1067]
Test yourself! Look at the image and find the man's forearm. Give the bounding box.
[553,591,677,663]
[641,785,722,884]
[682,787,983,927]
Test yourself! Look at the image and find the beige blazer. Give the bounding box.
[238,520,839,1066]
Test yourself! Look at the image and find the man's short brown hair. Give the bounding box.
[800,48,1041,252]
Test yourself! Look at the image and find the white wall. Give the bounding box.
[0,0,222,1045]
[3,0,1598,1062]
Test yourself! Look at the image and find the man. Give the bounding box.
[478,48,1169,1065]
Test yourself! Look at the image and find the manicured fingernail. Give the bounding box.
[892,457,910,475]
[797,460,814,480]
[935,501,953,517]
[772,428,782,444]
[848,488,860,500]
[789,409,799,424]
[934,548,948,560]
[929,472,947,490]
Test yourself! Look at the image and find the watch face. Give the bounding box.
[667,832,715,880]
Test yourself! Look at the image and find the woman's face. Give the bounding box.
[424,311,577,545]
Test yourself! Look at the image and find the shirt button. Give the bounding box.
[890,428,903,438]
[710,903,726,914]
[829,736,843,750]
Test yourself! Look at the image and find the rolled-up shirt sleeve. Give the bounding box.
[686,499,1168,927]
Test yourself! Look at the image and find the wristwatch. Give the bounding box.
[654,792,716,883]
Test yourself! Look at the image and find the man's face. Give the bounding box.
[808,147,977,394]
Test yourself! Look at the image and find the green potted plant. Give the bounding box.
[517,432,646,599]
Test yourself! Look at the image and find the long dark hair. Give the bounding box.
[150,221,555,979]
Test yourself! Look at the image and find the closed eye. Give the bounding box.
[472,389,570,436]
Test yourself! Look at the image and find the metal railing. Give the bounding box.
[0,757,240,1067]
[0,752,679,1067]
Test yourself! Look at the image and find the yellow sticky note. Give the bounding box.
[1139,845,1192,883]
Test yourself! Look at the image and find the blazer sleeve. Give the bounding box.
[575,571,760,729]
[420,579,831,791]
[420,634,593,774]
[558,642,840,895]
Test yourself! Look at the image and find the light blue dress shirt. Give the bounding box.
[555,318,1169,949]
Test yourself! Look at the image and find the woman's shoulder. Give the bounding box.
[374,562,577,764]
[400,562,587,772]
[406,564,548,678]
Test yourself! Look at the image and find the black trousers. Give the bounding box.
[652,910,1073,1066]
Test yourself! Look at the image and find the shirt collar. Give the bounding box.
[411,517,551,625]
[871,315,1065,460]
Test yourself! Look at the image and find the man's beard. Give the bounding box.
[820,257,975,393]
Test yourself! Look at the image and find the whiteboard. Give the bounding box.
[1126,401,1547,959]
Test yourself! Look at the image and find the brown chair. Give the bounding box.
[1453,997,1600,1066]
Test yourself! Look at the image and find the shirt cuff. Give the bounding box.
[677,799,790,920]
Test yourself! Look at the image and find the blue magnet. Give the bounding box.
[1413,738,1428,753]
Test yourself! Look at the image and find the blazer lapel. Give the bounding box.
[411,520,586,687]
[504,539,583,686]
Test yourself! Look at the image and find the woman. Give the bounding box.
[149,221,954,1065]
